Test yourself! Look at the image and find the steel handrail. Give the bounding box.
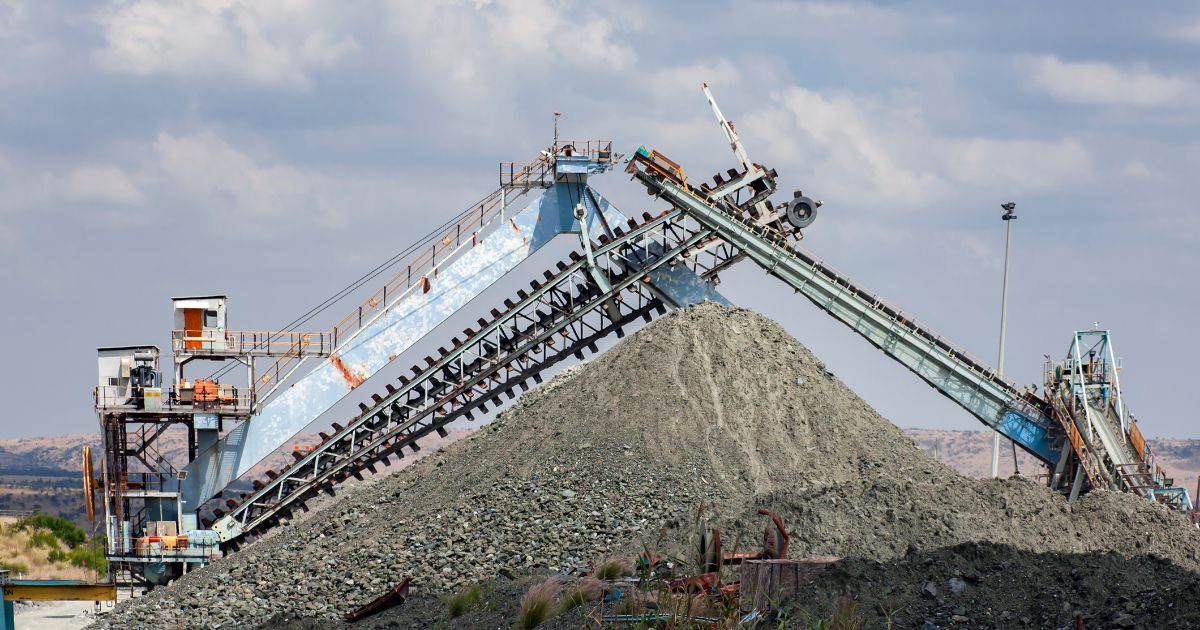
[172,329,333,354]
[94,385,252,411]
[328,151,552,337]
[247,148,570,404]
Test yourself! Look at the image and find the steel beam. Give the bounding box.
[3,582,116,602]
[210,209,728,542]
[629,161,1062,463]
[182,173,724,517]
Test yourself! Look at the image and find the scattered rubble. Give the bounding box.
[91,304,1200,629]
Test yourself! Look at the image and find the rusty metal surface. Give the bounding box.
[757,508,789,560]
[3,581,116,602]
[344,577,411,622]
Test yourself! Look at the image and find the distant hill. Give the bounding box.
[0,425,473,527]
[0,433,98,474]
[904,428,1200,491]
[1,427,1194,527]
[0,426,471,478]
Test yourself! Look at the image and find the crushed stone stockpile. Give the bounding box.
[92,304,1200,629]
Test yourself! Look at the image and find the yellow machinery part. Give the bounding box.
[3,583,116,602]
[81,446,96,522]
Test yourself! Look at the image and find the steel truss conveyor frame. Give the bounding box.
[205,86,1189,547]
[211,208,736,543]
[625,149,1064,464]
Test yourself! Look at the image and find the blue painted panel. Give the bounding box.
[183,190,564,505]
[998,410,1056,462]
[183,180,727,510]
[585,188,727,307]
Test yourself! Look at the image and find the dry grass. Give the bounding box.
[559,577,602,613]
[445,584,482,619]
[593,557,631,580]
[516,578,560,629]
[614,595,643,617]
[0,524,92,581]
[819,596,865,630]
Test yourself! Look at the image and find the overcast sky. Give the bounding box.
[1,1,1197,440]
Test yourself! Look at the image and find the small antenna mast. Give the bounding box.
[701,82,756,174]
[553,111,561,152]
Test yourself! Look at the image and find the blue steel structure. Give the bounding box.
[626,147,1062,463]
[1042,330,1192,510]
[623,102,1192,513]
[179,142,723,531]
[94,87,1191,589]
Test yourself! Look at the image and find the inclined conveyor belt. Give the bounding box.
[209,208,736,544]
[626,151,1065,464]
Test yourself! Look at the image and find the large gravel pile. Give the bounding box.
[92,303,1200,629]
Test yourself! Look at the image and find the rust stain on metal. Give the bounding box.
[757,508,789,560]
[344,577,411,622]
[330,355,366,389]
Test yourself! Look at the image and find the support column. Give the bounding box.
[1068,466,1085,504]
[1051,440,1072,489]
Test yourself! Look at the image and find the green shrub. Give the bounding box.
[445,584,482,618]
[47,549,68,563]
[0,560,29,575]
[67,545,108,578]
[19,514,85,549]
[27,530,59,549]
[515,579,559,629]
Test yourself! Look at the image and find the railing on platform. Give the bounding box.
[94,385,252,413]
[500,157,553,189]
[250,145,607,405]
[172,329,334,357]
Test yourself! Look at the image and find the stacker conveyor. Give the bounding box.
[92,85,1191,588]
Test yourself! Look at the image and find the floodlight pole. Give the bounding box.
[992,202,1017,478]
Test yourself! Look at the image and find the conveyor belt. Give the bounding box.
[1044,331,1192,509]
[209,209,734,543]
[629,144,1197,512]
[627,150,1064,463]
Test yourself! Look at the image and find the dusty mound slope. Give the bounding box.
[93,303,1200,629]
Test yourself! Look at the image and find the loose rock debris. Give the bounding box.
[91,304,1200,629]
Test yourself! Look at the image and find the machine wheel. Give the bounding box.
[82,446,96,522]
[785,191,819,230]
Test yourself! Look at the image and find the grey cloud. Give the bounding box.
[0,0,1196,441]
